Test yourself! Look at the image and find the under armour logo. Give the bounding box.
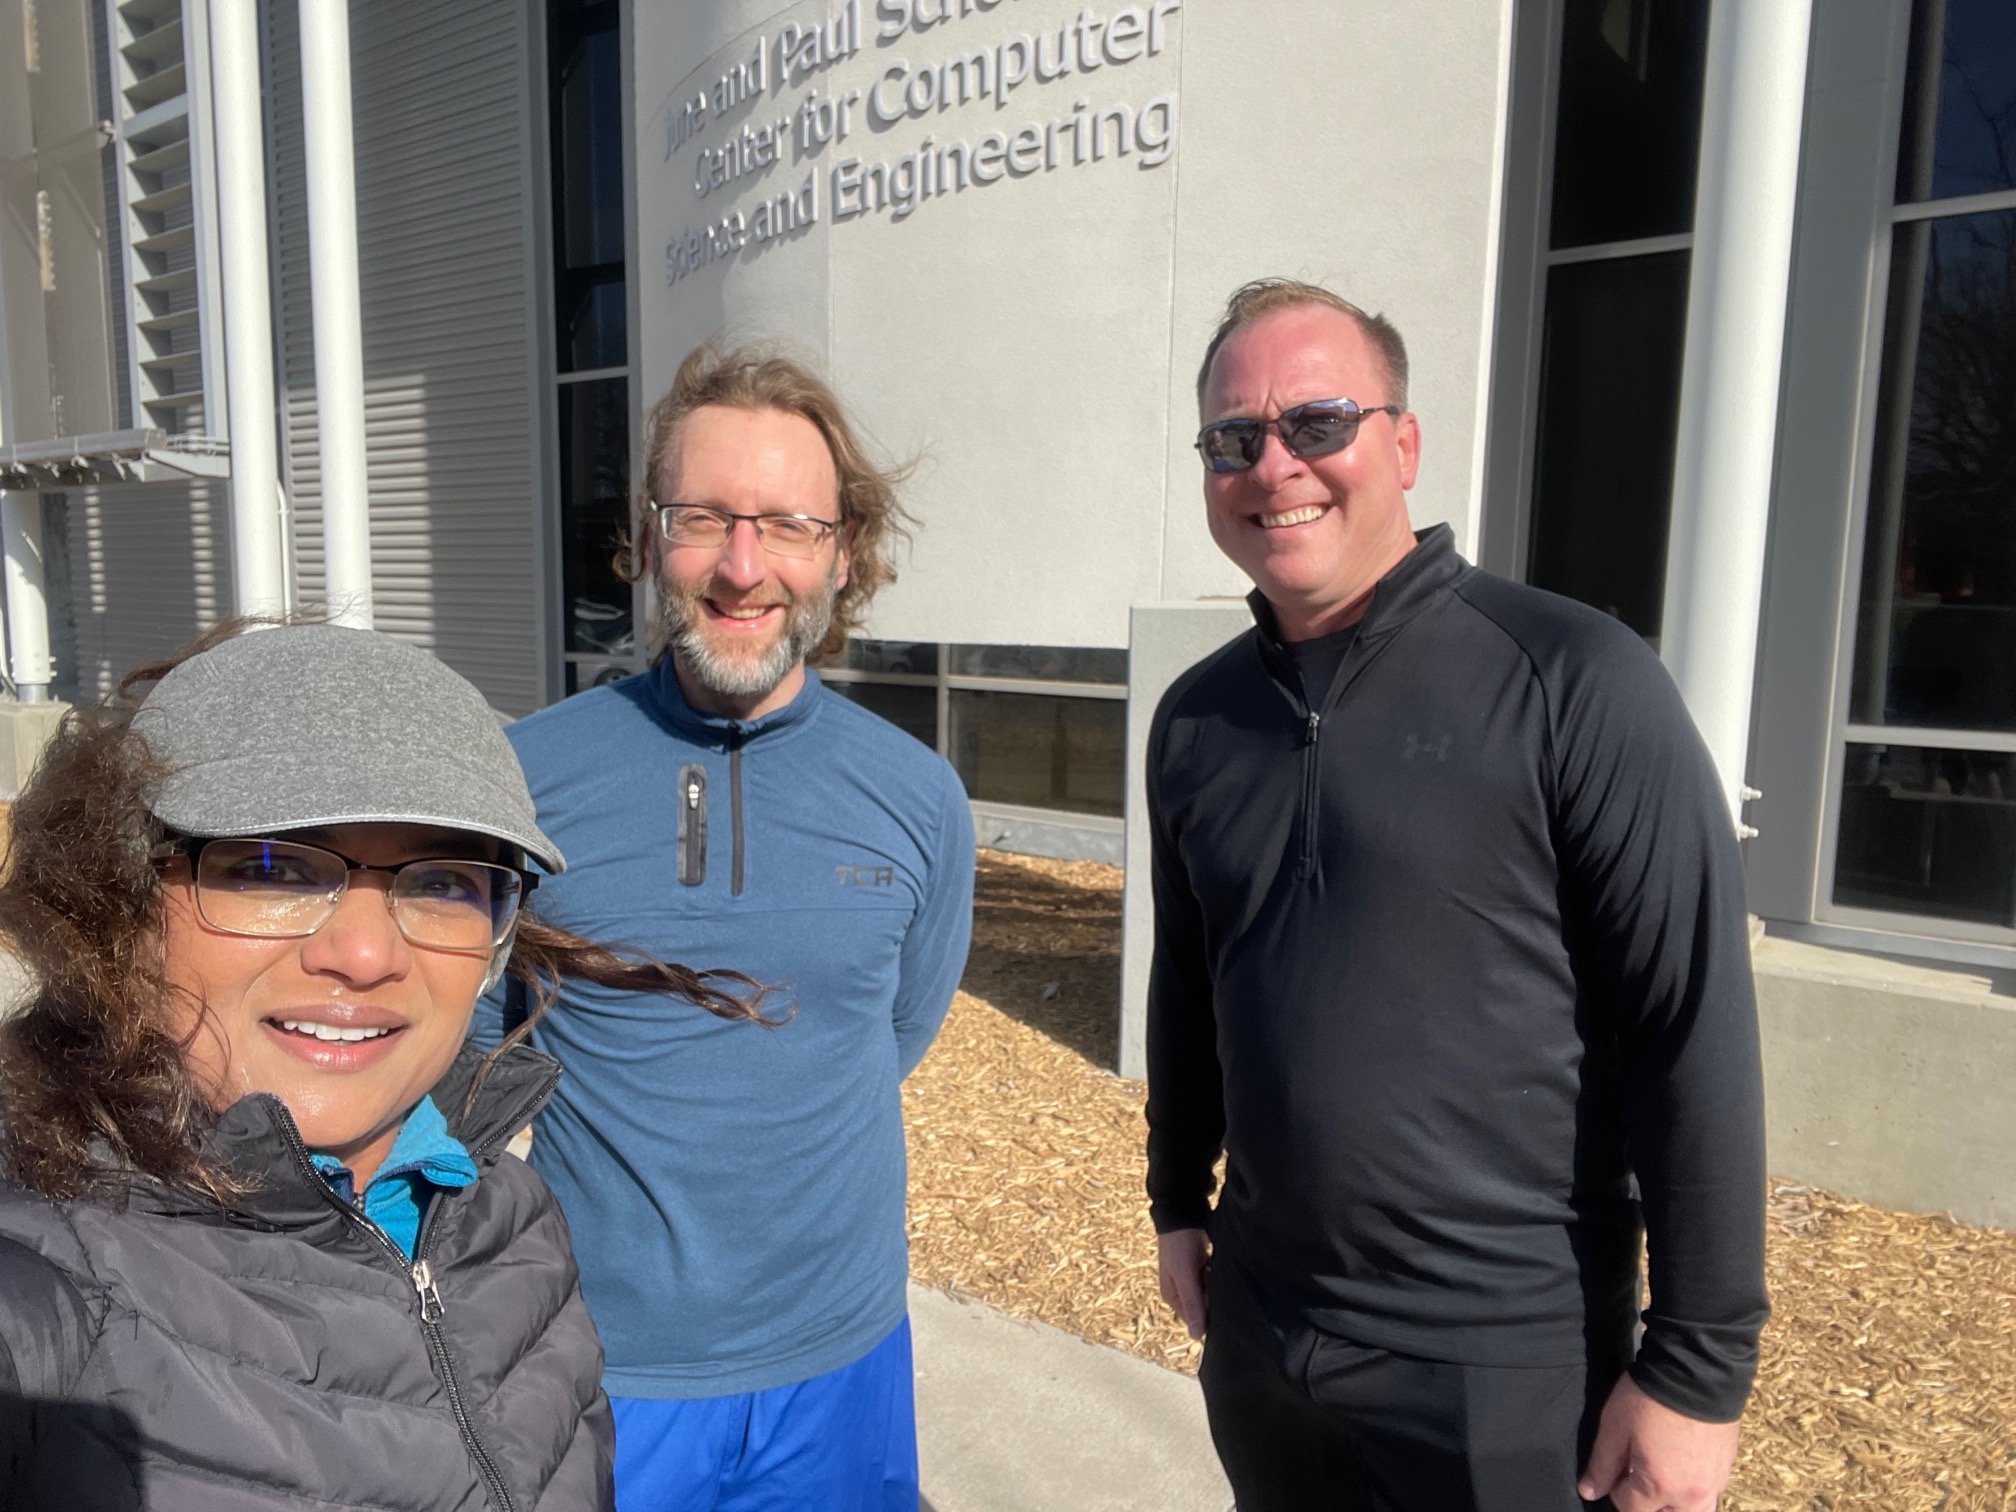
[837,864,896,887]
[1403,733,1452,763]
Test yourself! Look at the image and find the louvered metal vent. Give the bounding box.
[102,0,223,439]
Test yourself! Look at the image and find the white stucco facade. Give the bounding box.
[632,0,1517,648]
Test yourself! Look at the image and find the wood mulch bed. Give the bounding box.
[905,850,2016,1510]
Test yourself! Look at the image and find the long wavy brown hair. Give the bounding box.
[617,339,916,665]
[0,621,767,1204]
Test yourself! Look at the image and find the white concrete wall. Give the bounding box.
[632,0,1516,648]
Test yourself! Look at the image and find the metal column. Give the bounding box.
[208,0,289,619]
[1659,0,1817,835]
[298,0,374,629]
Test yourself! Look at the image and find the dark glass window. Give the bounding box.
[1526,251,1692,640]
[844,639,939,675]
[565,660,633,696]
[1548,0,1711,249]
[949,690,1124,818]
[1897,0,2016,204]
[549,0,626,371]
[833,681,938,747]
[1834,743,2016,925]
[1831,0,2016,929]
[558,378,633,657]
[950,645,1127,684]
[1524,0,1709,641]
[1850,210,2016,731]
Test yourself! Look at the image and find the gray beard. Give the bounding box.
[653,566,839,699]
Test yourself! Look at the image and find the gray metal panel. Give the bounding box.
[61,474,223,696]
[2,0,122,445]
[1476,0,1563,581]
[269,0,543,715]
[1744,0,1912,924]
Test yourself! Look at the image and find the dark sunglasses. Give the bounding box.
[1195,398,1402,473]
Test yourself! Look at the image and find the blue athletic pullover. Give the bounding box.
[473,662,974,1398]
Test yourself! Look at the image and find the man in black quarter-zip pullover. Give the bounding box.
[1148,280,1767,1512]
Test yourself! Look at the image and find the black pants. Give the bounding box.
[1199,1257,1629,1512]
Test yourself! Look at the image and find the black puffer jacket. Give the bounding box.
[0,1042,613,1511]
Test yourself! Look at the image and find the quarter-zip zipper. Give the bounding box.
[269,1107,520,1512]
[727,727,747,897]
[1299,708,1323,881]
[1274,636,1366,887]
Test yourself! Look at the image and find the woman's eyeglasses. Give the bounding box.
[153,837,530,952]
[1194,398,1401,474]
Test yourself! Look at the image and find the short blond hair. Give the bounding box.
[622,340,913,664]
[1196,278,1410,412]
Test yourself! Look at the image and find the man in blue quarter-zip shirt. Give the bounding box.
[475,341,974,1511]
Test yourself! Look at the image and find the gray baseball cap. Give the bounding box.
[135,623,565,874]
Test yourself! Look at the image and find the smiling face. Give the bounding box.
[652,404,850,720]
[160,822,501,1185]
[1201,304,1422,640]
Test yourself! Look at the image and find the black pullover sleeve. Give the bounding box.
[1143,689,1226,1234]
[1548,632,1771,1422]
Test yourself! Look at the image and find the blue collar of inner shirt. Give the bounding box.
[309,1094,479,1200]
[646,655,824,744]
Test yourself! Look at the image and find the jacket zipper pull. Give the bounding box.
[412,1258,445,1322]
[1306,711,1322,745]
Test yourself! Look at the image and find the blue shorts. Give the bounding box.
[611,1319,918,1512]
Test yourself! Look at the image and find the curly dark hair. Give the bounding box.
[618,338,916,665]
[0,620,767,1204]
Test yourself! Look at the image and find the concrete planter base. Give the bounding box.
[1755,935,2016,1231]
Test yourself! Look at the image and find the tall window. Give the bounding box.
[547,0,633,695]
[1526,0,1709,643]
[1832,0,2016,930]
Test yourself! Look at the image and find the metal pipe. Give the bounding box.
[1659,0,1817,835]
[1,493,54,701]
[297,0,373,629]
[207,0,289,619]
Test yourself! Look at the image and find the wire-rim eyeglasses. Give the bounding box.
[653,501,841,559]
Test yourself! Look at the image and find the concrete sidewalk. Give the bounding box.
[910,1283,1232,1512]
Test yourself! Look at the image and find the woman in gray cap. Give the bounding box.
[0,622,762,1511]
